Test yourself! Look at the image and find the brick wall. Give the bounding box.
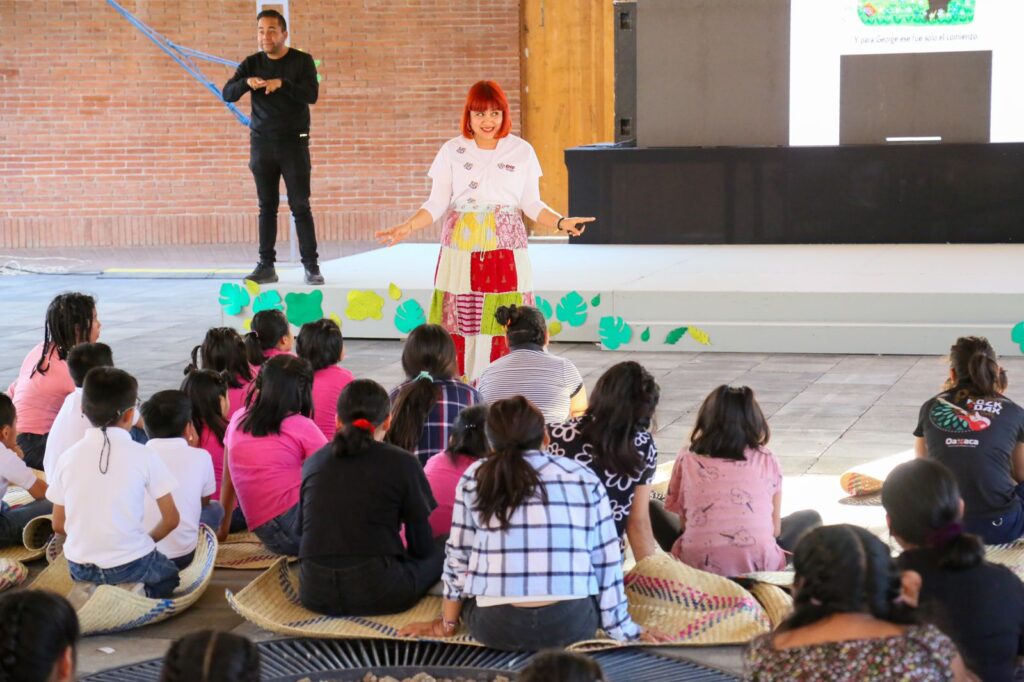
[1,0,521,249]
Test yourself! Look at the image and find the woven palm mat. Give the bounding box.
[839,450,914,497]
[29,524,218,635]
[0,558,29,593]
[216,531,297,570]
[0,514,53,563]
[228,552,779,650]
[839,492,883,506]
[984,541,1024,579]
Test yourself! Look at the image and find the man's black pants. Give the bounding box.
[249,134,319,266]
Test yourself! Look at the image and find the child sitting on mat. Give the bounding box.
[915,336,1024,545]
[0,393,52,548]
[180,368,247,534]
[298,379,442,616]
[0,590,80,682]
[883,458,1024,682]
[219,355,326,554]
[660,385,820,576]
[141,390,221,570]
[295,318,354,440]
[48,367,181,598]
[423,405,488,538]
[385,324,481,466]
[186,327,254,418]
[8,292,101,469]
[243,310,294,369]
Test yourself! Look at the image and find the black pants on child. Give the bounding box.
[17,433,47,470]
[299,538,445,617]
[461,597,600,651]
[249,134,319,266]
[650,498,822,557]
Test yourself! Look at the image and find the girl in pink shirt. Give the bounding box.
[8,293,100,469]
[296,319,355,440]
[662,386,820,577]
[186,327,254,418]
[423,405,488,537]
[219,355,326,555]
[243,310,294,370]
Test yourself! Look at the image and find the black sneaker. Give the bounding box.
[304,264,325,286]
[244,262,278,284]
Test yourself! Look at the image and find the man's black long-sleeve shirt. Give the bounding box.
[222,48,319,138]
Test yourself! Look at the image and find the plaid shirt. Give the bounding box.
[443,451,641,642]
[390,378,481,466]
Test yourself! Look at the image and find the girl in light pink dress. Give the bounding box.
[663,385,820,577]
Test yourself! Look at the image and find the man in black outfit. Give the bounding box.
[223,9,324,285]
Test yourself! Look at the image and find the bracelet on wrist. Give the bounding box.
[441,617,459,632]
[556,216,566,231]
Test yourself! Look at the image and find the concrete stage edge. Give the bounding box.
[220,243,1024,355]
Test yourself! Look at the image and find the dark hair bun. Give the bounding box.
[494,305,518,326]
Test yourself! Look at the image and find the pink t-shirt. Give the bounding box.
[664,446,785,577]
[198,426,226,500]
[224,410,327,529]
[7,343,75,435]
[311,365,355,440]
[423,451,478,537]
[226,376,252,419]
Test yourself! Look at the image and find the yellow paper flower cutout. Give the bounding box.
[345,290,385,321]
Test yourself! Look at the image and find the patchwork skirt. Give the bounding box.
[429,203,534,381]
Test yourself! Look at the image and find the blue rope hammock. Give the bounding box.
[107,0,250,126]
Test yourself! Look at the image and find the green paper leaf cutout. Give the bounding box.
[665,327,689,345]
[1013,321,1024,353]
[535,295,553,320]
[394,299,426,334]
[218,283,250,315]
[640,327,651,342]
[556,291,588,327]
[598,316,632,350]
[252,290,284,313]
[284,290,324,327]
[345,289,385,321]
[591,294,601,307]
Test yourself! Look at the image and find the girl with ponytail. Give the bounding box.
[385,324,480,465]
[242,309,293,368]
[915,336,1024,544]
[0,590,79,682]
[298,379,443,616]
[884,459,1024,681]
[746,524,972,681]
[399,396,666,650]
[185,327,254,417]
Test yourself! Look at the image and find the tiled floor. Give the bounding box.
[2,271,1022,676]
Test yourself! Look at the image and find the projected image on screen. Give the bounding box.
[858,0,975,26]
[791,0,1024,145]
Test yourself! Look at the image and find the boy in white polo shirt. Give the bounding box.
[140,390,221,569]
[48,367,181,598]
[0,393,52,547]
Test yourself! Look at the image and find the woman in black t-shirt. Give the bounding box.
[883,458,1024,682]
[298,379,442,616]
[914,336,1024,544]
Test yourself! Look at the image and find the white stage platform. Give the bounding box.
[220,243,1024,354]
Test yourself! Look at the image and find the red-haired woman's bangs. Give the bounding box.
[460,80,512,139]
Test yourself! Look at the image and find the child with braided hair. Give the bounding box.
[8,292,101,468]
[160,630,260,682]
[0,590,79,682]
[745,524,973,681]
[884,458,1024,682]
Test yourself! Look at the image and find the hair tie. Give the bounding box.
[415,371,434,382]
[351,418,375,432]
[927,521,963,549]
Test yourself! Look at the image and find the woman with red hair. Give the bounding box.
[376,81,593,381]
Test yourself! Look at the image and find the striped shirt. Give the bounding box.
[443,451,641,642]
[476,345,584,424]
[389,378,482,466]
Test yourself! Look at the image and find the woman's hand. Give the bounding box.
[557,217,595,237]
[638,627,675,644]
[397,618,457,638]
[376,222,414,247]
